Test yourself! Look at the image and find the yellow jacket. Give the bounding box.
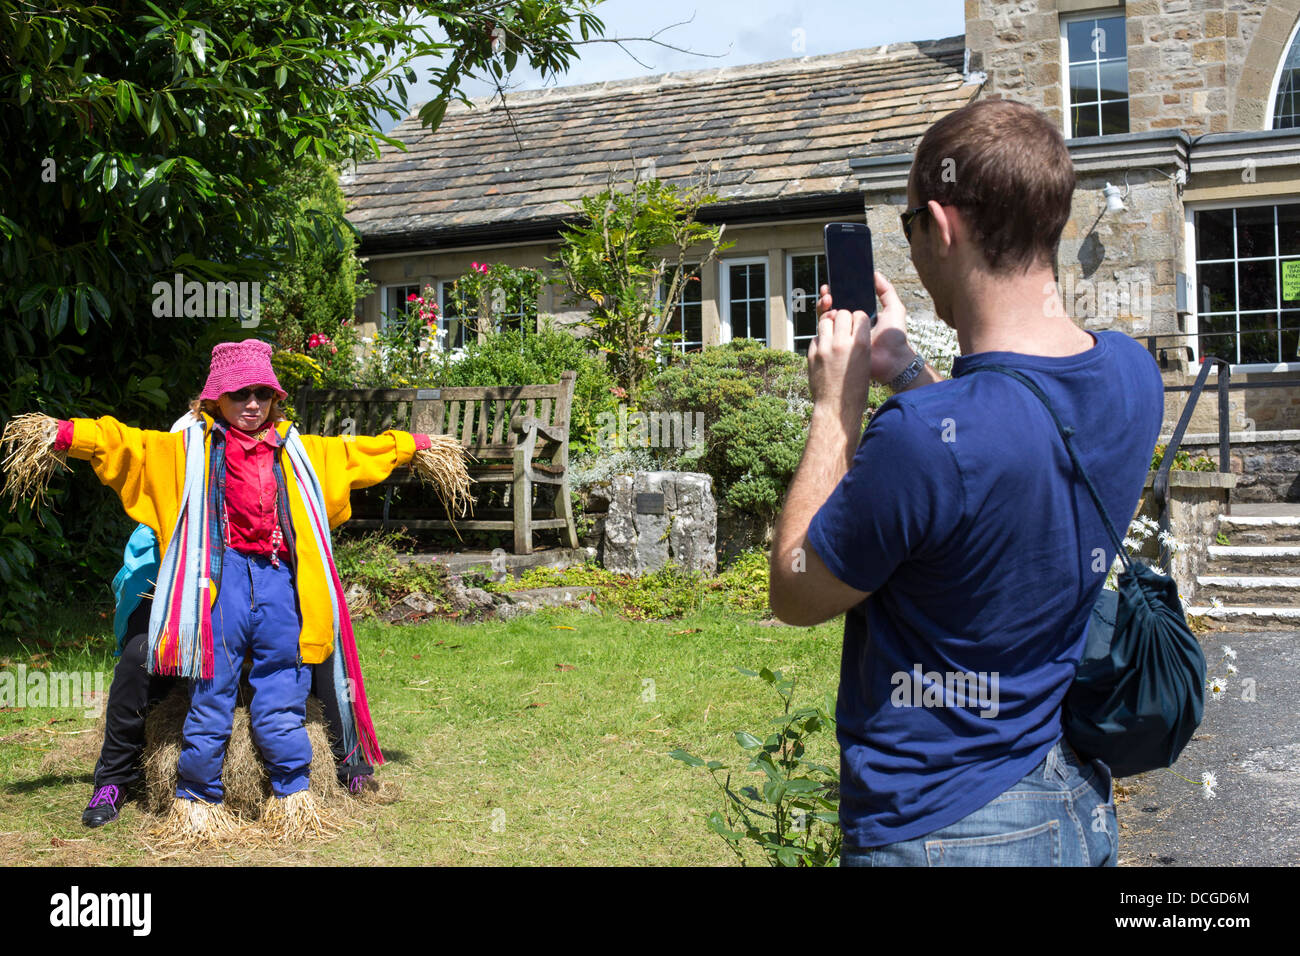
[67,411,418,664]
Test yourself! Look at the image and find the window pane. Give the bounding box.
[1283,310,1300,360]
[1196,209,1235,261]
[1200,335,1237,364]
[749,306,767,343]
[794,301,818,342]
[1096,16,1127,60]
[1239,331,1278,365]
[1198,262,1236,313]
[731,299,749,338]
[684,302,702,346]
[1073,104,1100,138]
[1237,206,1276,258]
[1100,99,1129,135]
[1099,61,1128,101]
[1066,20,1096,64]
[791,255,817,296]
[1238,260,1277,311]
[1278,204,1300,256]
[1070,64,1098,104]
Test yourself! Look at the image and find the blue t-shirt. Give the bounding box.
[806,330,1164,848]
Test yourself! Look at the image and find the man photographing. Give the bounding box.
[769,99,1164,866]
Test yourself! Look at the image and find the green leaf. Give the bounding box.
[667,748,704,768]
[706,811,743,842]
[776,846,799,866]
[115,82,131,122]
[759,667,777,683]
[734,731,761,750]
[102,158,117,191]
[784,779,823,794]
[275,65,287,88]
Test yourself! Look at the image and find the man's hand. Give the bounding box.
[817,272,916,386]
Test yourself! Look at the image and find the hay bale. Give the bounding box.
[141,682,347,819]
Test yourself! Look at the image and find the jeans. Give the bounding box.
[841,737,1117,867]
[175,547,312,802]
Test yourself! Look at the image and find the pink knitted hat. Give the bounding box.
[199,339,287,401]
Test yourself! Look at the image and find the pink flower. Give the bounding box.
[407,293,419,302]
[308,334,320,348]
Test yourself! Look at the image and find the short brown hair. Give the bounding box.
[910,99,1075,274]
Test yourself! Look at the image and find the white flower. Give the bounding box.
[1202,771,1217,799]
[1210,597,1224,609]
[1221,644,1237,661]
[1207,676,1228,701]
[1226,662,1238,675]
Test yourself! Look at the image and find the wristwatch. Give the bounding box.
[887,353,926,392]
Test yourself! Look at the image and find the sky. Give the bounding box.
[375,0,966,134]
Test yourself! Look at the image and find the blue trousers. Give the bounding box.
[175,547,312,803]
[841,738,1117,866]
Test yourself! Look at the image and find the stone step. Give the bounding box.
[1204,544,1300,575]
[1185,604,1300,625]
[1216,515,1300,545]
[1196,575,1300,605]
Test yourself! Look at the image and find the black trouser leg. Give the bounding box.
[312,657,373,784]
[92,600,176,788]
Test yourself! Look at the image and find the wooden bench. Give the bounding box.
[295,371,580,554]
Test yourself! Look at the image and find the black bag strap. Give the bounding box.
[957,364,1133,574]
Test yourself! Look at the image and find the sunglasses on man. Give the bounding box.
[228,386,277,402]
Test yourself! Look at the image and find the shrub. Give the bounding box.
[646,340,812,520]
[331,530,450,614]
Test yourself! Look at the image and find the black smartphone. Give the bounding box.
[823,222,877,325]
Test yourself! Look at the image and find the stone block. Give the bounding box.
[601,471,717,576]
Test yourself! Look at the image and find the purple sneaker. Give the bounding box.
[347,774,374,795]
[82,784,123,828]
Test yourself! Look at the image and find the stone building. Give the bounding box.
[343,0,1300,496]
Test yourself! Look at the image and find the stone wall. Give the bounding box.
[1132,470,1236,599]
[965,0,1279,137]
[1161,365,1300,433]
[1170,437,1300,501]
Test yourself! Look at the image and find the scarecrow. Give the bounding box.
[2,339,472,839]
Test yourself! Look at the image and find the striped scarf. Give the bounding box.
[148,419,382,767]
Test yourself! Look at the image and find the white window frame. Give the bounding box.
[786,250,827,354]
[719,256,770,346]
[1059,7,1129,140]
[1265,15,1300,129]
[1186,197,1300,373]
[379,282,424,333]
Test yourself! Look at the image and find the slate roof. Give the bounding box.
[343,35,977,253]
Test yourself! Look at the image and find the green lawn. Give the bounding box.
[0,594,843,866]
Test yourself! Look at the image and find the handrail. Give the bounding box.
[1154,355,1231,573]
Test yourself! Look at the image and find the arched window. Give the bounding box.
[1272,19,1300,128]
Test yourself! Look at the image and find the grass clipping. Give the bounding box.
[0,412,69,513]
[142,686,356,848]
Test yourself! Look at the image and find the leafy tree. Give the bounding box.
[551,170,732,402]
[0,0,608,632]
[261,154,370,387]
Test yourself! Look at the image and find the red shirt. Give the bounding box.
[222,424,288,559]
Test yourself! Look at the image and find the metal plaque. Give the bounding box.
[636,493,665,515]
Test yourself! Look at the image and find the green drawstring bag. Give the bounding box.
[960,364,1206,778]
